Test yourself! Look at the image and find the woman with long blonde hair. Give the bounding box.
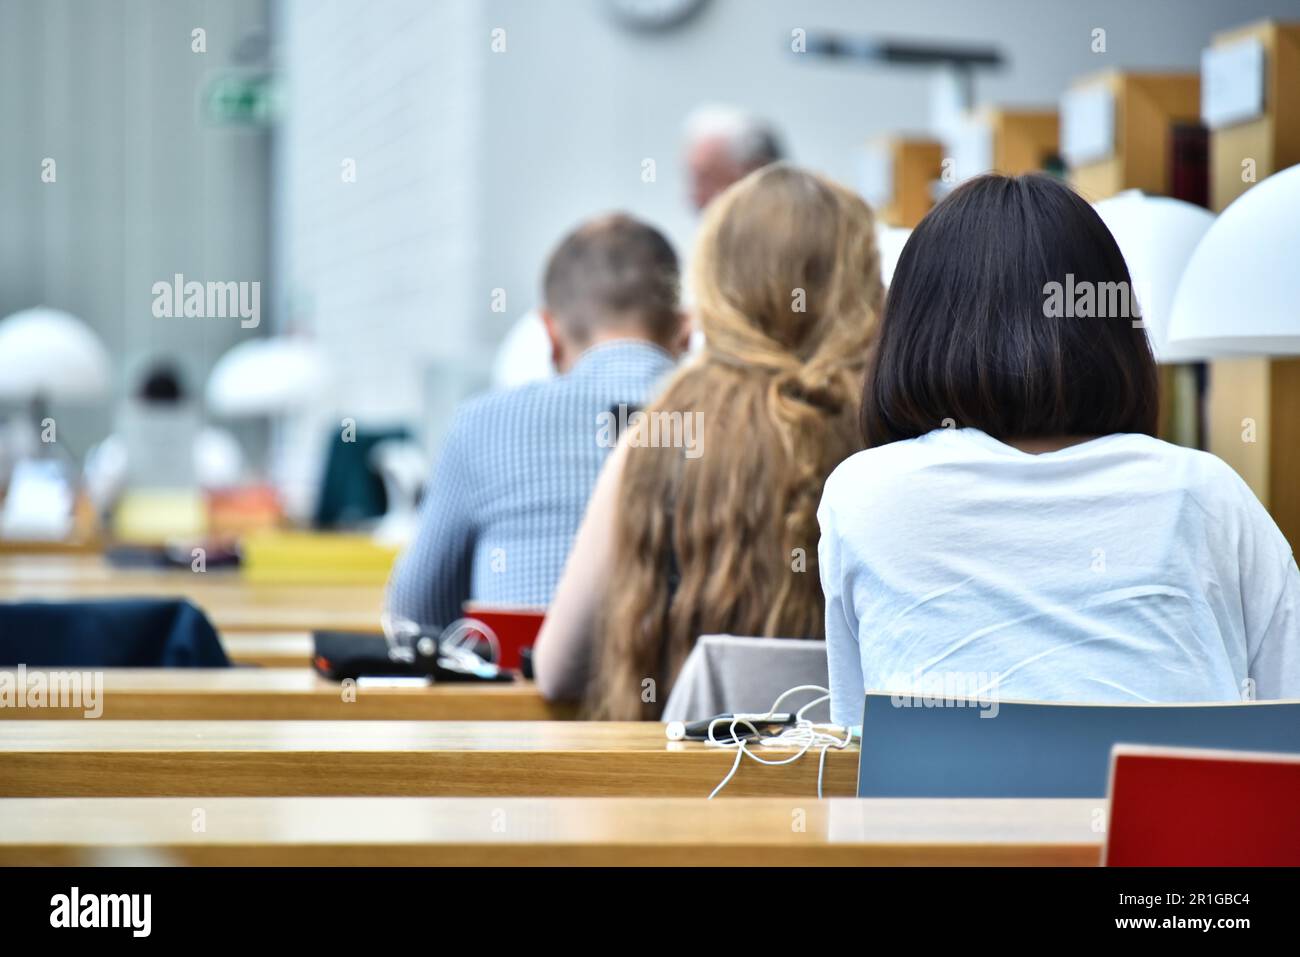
[533,163,882,719]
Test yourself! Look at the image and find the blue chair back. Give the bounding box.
[857,692,1300,797]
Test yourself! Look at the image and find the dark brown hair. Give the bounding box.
[860,173,1159,447]
[542,213,680,347]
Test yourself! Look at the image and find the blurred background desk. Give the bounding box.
[0,554,385,633]
[0,668,574,721]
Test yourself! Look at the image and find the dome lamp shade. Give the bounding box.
[206,338,330,417]
[0,308,111,403]
[1093,191,1216,364]
[1166,163,1300,357]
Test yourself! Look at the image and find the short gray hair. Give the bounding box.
[684,104,783,168]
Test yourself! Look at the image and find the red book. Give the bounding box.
[461,603,546,672]
[1105,745,1300,866]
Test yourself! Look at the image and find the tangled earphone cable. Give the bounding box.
[435,617,502,671]
[704,684,853,799]
[379,613,502,669]
[439,617,501,661]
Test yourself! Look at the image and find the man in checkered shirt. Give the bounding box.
[386,214,685,629]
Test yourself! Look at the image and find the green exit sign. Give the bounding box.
[203,72,279,126]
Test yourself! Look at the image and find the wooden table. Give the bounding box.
[0,668,575,720]
[0,721,858,799]
[0,539,100,556]
[0,796,1104,866]
[0,555,385,633]
[220,633,314,668]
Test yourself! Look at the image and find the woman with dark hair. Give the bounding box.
[819,173,1299,727]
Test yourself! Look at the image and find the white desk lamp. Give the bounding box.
[1093,191,1216,363]
[0,307,111,539]
[1163,164,1300,550]
[0,307,111,426]
[206,337,329,416]
[206,337,330,523]
[1167,163,1300,357]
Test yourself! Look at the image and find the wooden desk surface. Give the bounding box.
[220,632,313,667]
[0,790,1102,868]
[0,796,1103,866]
[0,555,385,633]
[0,668,575,721]
[0,539,100,556]
[0,721,858,799]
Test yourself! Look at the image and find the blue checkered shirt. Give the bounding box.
[386,339,676,628]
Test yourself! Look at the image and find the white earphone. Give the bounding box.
[665,684,854,799]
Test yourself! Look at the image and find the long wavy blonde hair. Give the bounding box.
[587,164,882,720]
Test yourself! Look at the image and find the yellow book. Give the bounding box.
[112,490,207,544]
[240,531,399,584]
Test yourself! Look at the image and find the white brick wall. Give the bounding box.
[278,0,483,418]
[273,0,484,515]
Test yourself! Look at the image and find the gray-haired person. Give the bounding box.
[683,104,784,212]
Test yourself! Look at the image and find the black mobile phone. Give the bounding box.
[680,712,796,742]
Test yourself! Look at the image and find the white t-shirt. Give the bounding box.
[817,428,1300,727]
